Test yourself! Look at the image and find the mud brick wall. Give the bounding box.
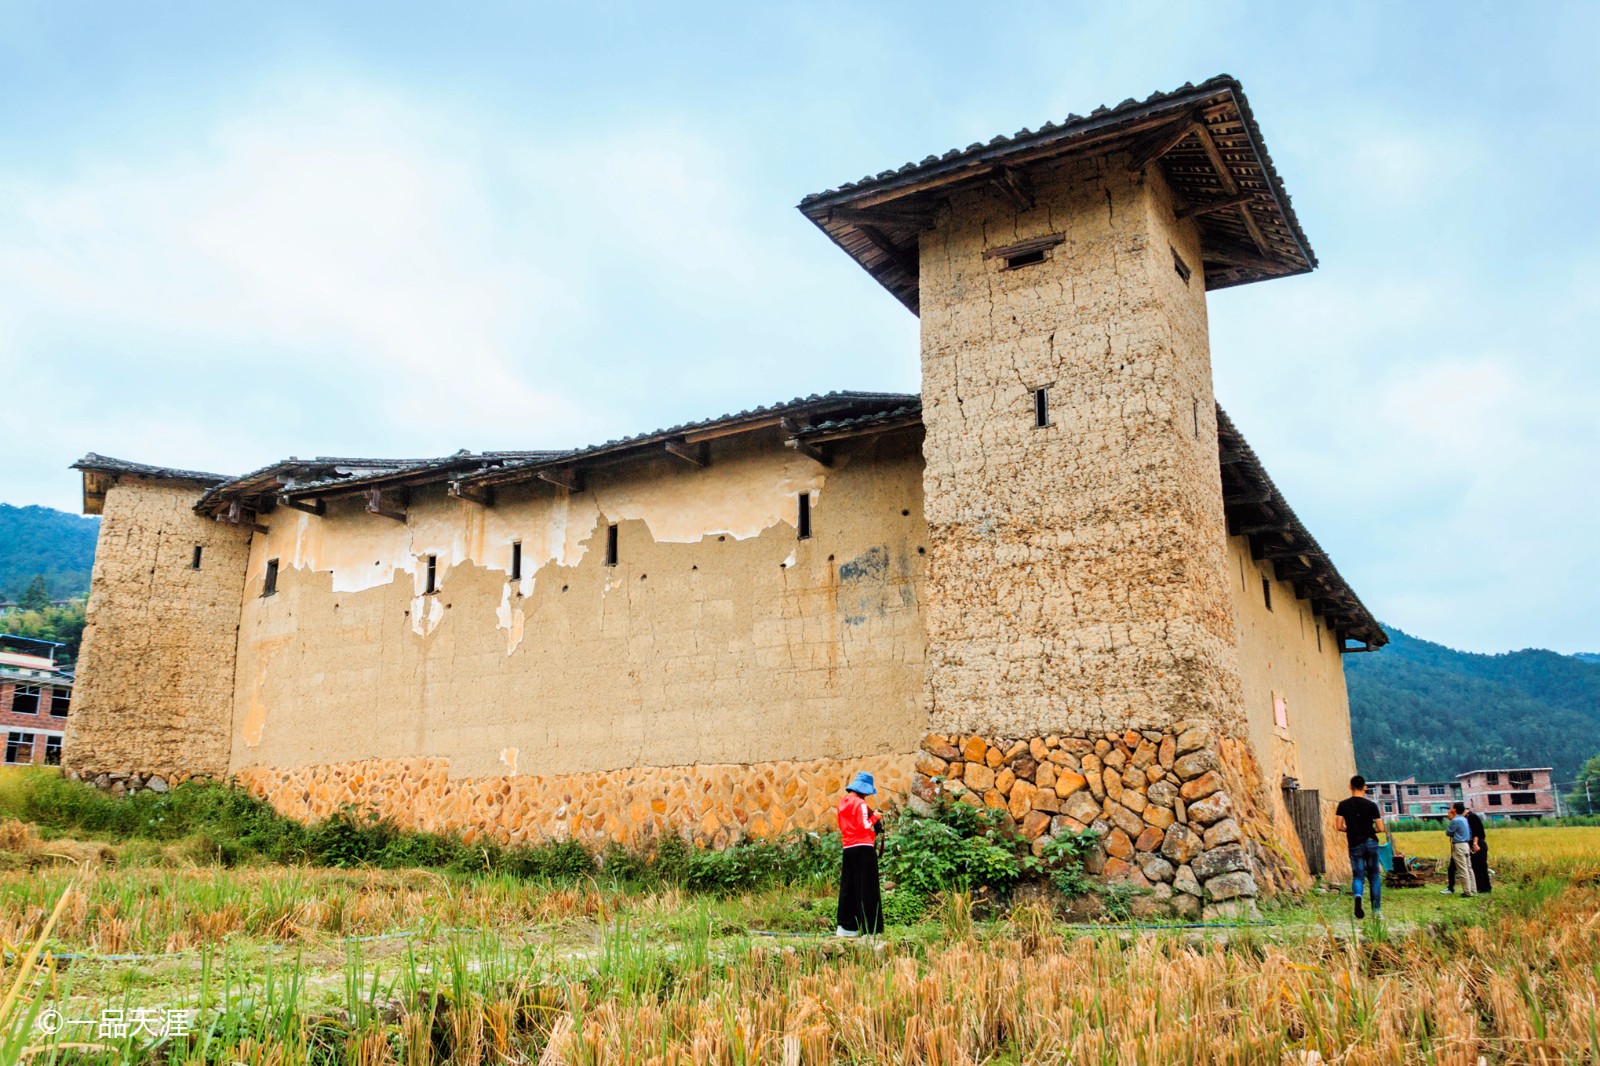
[65,479,251,781]
[917,156,1246,741]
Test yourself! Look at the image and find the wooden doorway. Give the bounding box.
[1282,787,1326,876]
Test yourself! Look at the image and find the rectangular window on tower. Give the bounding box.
[1033,387,1051,428]
[1262,577,1273,611]
[797,492,812,539]
[262,559,279,597]
[605,524,619,567]
[191,545,203,570]
[510,541,522,581]
[424,555,438,594]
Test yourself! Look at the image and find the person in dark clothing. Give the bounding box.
[1446,808,1492,894]
[835,771,884,936]
[1334,774,1385,919]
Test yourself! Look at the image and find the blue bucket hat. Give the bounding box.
[847,771,877,796]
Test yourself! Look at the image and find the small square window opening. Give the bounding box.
[1004,248,1047,270]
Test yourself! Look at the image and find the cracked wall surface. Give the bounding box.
[917,156,1245,741]
[230,431,929,782]
[64,479,251,780]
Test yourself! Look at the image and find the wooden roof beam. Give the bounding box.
[1176,192,1256,221]
[279,496,325,516]
[1190,121,1240,196]
[1125,115,1200,172]
[857,224,918,279]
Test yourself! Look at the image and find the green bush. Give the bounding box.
[880,796,1029,898]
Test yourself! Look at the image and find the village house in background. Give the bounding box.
[64,76,1387,918]
[1363,777,1464,820]
[1458,768,1557,819]
[0,636,72,766]
[1365,770,1558,821]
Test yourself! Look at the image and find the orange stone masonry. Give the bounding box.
[234,752,917,849]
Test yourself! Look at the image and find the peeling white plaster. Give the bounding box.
[782,550,796,569]
[241,447,841,631]
[499,747,519,775]
[496,584,527,655]
[410,595,444,637]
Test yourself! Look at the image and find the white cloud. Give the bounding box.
[0,75,912,512]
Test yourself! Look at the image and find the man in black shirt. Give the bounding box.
[1334,774,1385,919]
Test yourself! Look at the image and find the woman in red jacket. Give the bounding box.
[835,771,884,936]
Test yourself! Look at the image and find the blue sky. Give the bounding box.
[1,2,1595,654]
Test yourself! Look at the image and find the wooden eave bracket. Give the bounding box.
[221,499,269,535]
[988,165,1035,211]
[537,467,584,493]
[365,487,408,523]
[664,439,709,467]
[1176,192,1257,221]
[780,418,832,467]
[279,496,325,516]
[448,481,495,507]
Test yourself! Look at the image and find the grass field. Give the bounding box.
[2,796,1599,1062]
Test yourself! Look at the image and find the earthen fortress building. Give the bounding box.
[68,77,1384,915]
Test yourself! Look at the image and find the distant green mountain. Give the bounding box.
[1346,628,1600,784]
[0,503,99,600]
[1575,653,1600,665]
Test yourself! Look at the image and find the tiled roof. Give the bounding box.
[72,453,231,485]
[458,391,918,488]
[799,75,1315,311]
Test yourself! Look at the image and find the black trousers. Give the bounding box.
[836,845,884,933]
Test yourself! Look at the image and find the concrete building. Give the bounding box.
[65,77,1384,915]
[1458,768,1557,819]
[0,638,73,766]
[1364,777,1463,820]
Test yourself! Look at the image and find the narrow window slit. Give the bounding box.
[191,545,204,570]
[1172,246,1192,284]
[1005,248,1047,270]
[263,559,279,597]
[425,555,438,594]
[510,540,522,581]
[1262,577,1272,611]
[797,493,812,540]
[1033,387,1051,428]
[605,524,619,567]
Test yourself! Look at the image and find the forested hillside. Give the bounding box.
[1347,628,1600,783]
[0,503,98,600]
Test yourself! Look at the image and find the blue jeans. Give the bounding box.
[1348,839,1382,911]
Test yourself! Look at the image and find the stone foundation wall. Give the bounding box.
[913,725,1278,918]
